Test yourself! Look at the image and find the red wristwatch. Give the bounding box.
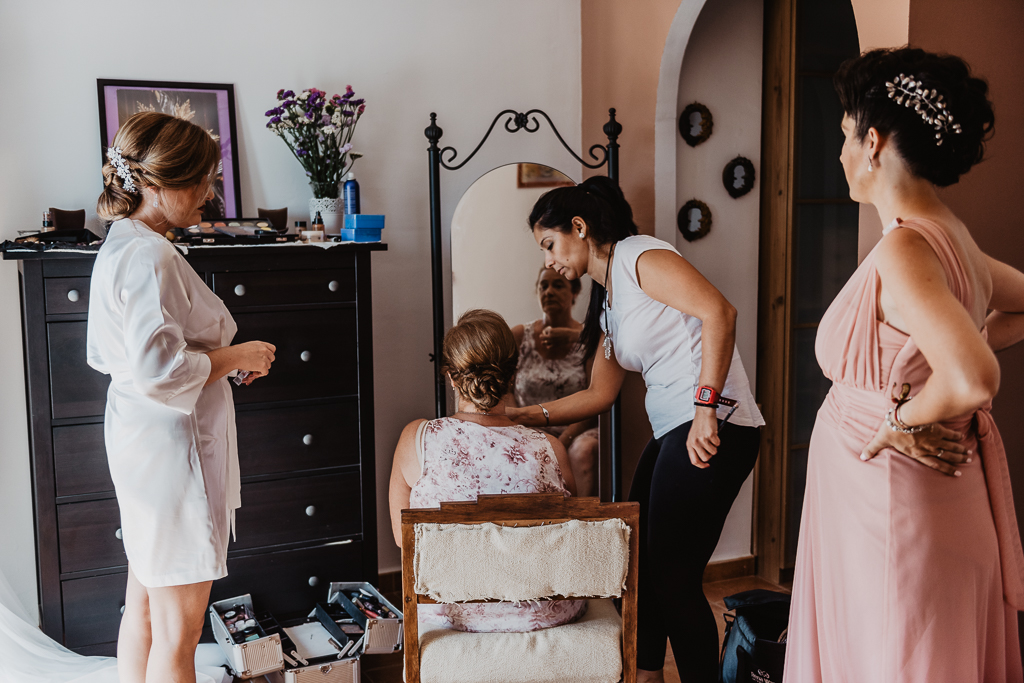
[694,385,720,407]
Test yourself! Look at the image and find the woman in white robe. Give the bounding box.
[87,111,275,683]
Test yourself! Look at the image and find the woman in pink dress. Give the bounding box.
[389,309,585,632]
[785,47,1024,682]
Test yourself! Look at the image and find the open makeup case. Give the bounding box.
[210,582,403,681]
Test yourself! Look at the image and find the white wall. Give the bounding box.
[451,163,590,326]
[0,0,581,622]
[674,0,764,561]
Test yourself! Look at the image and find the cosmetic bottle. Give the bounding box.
[343,172,360,214]
[41,211,54,232]
[312,212,325,231]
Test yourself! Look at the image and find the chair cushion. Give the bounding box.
[418,598,622,683]
[414,519,630,602]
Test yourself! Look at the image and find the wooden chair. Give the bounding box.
[401,493,639,683]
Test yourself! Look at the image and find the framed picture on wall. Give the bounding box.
[517,163,574,189]
[97,79,242,219]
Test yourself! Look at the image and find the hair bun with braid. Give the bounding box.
[443,310,519,411]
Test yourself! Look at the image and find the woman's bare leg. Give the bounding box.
[568,435,600,497]
[117,566,153,683]
[145,579,213,683]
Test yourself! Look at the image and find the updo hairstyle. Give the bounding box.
[97,111,220,221]
[834,47,994,187]
[536,265,582,296]
[443,309,519,411]
[528,175,639,357]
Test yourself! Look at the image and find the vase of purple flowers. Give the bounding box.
[266,86,365,234]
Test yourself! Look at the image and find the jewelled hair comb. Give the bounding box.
[885,74,962,147]
[107,146,137,194]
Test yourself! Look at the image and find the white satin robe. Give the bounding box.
[87,218,240,588]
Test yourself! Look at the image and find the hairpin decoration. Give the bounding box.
[107,146,137,194]
[885,74,962,146]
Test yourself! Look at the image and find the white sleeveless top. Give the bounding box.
[602,235,764,437]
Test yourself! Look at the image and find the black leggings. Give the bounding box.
[629,420,761,680]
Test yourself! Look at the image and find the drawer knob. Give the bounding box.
[305,505,316,517]
[308,576,319,587]
[234,284,246,297]
[67,289,80,303]
[303,434,314,446]
[120,604,125,615]
[115,528,123,540]
[328,280,340,292]
[300,350,311,362]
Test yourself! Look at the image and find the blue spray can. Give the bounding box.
[343,172,360,214]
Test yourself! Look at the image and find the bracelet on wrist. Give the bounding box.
[537,404,550,427]
[885,408,927,434]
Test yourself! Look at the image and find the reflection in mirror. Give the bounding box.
[451,163,599,496]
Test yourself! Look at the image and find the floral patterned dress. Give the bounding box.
[409,417,587,632]
[513,320,599,441]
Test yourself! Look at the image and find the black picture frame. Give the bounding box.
[678,102,713,147]
[677,199,712,241]
[97,79,243,219]
[723,156,756,198]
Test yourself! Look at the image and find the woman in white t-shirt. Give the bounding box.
[508,176,764,683]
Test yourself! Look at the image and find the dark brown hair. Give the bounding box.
[834,47,994,187]
[97,111,220,221]
[443,309,518,411]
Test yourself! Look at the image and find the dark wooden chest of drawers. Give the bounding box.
[8,242,385,655]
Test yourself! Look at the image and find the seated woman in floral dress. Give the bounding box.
[389,309,583,632]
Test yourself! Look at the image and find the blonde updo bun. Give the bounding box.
[443,309,519,411]
[97,111,220,221]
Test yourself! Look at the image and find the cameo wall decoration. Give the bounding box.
[723,156,756,198]
[678,102,713,147]
[677,199,712,242]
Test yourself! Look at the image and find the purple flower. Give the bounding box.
[282,99,296,107]
[270,116,282,124]
[297,149,309,156]
[283,90,294,99]
[350,98,365,107]
[341,110,354,117]
[265,107,281,117]
[321,114,331,125]
[305,110,315,120]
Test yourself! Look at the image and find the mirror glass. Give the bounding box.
[451,163,591,325]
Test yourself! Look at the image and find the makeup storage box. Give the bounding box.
[265,604,360,683]
[327,581,404,654]
[340,214,385,243]
[209,594,284,679]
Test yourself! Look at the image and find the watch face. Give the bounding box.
[698,387,713,402]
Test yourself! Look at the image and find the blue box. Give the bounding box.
[343,214,385,229]
[340,228,383,242]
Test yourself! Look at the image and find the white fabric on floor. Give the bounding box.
[0,567,220,683]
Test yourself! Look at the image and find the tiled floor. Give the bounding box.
[359,575,787,683]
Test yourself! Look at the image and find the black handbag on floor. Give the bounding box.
[719,589,790,683]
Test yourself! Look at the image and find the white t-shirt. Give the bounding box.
[601,235,764,438]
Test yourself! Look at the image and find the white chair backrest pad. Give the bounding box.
[414,518,630,603]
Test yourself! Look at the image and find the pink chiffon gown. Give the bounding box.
[784,217,1024,683]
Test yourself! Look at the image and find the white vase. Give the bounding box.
[309,197,344,235]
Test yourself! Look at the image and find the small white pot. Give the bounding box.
[309,197,344,235]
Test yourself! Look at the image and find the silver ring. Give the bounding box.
[937,449,944,457]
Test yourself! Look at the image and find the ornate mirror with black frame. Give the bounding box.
[424,109,628,500]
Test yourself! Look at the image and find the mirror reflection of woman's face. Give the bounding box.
[533,224,589,281]
[536,267,574,315]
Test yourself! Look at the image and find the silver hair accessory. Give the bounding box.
[106,146,137,194]
[885,74,962,147]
